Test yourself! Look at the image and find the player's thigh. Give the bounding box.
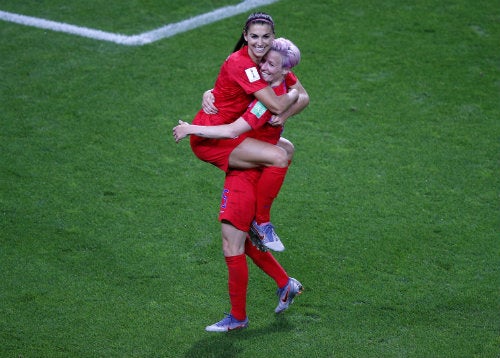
[229,138,287,168]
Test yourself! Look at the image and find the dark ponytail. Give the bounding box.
[233,12,275,52]
[233,34,246,52]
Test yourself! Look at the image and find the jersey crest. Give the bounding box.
[245,67,261,83]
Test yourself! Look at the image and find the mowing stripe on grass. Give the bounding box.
[0,0,279,46]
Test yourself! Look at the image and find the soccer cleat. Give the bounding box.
[248,228,268,252]
[275,277,303,314]
[205,313,249,332]
[250,221,285,252]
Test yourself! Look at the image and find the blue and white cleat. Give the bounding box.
[275,278,303,313]
[205,313,249,332]
[250,221,285,252]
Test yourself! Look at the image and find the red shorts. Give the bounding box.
[190,135,246,172]
[219,169,261,231]
[190,110,249,172]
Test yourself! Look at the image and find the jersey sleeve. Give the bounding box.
[240,77,293,129]
[241,99,273,130]
[228,54,268,94]
[285,71,298,88]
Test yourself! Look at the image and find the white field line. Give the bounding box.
[0,0,279,46]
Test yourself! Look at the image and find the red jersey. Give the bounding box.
[192,46,269,126]
[243,72,298,144]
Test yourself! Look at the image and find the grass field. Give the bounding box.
[1,0,499,357]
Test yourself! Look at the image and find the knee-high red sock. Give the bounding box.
[225,254,248,320]
[245,239,289,288]
[254,163,290,224]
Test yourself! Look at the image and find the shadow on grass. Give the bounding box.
[184,315,294,357]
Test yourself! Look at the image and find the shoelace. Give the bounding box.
[217,313,233,326]
[262,224,277,242]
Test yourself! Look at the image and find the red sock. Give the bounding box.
[225,254,248,321]
[245,239,289,288]
[255,164,289,224]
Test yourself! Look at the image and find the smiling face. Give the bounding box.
[259,50,287,86]
[244,23,275,64]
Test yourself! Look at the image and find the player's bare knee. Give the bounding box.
[285,143,294,161]
[278,138,294,162]
[271,147,289,167]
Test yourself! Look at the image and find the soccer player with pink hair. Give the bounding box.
[174,37,308,251]
[173,35,308,332]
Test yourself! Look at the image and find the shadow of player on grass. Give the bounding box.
[184,315,294,357]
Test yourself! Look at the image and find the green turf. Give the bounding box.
[1,0,499,357]
[0,0,241,33]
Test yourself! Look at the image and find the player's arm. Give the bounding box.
[269,79,309,126]
[253,86,299,114]
[201,86,299,116]
[173,118,251,143]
